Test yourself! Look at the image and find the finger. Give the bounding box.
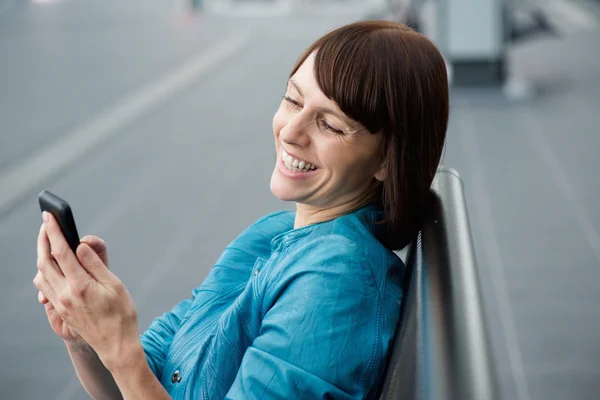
[37,224,61,275]
[43,212,87,281]
[37,224,68,291]
[38,290,49,304]
[37,223,52,261]
[80,235,109,267]
[33,272,59,306]
[44,301,55,313]
[76,243,114,281]
[34,273,68,320]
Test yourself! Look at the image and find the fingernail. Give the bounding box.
[42,211,49,222]
[38,291,43,302]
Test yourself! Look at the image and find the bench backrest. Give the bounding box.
[377,167,499,400]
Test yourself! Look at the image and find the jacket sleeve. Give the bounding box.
[140,211,294,380]
[225,236,385,400]
[139,296,194,379]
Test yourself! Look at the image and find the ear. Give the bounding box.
[374,163,387,182]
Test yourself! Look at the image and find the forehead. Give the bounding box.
[289,54,348,112]
[292,52,316,79]
[289,54,324,97]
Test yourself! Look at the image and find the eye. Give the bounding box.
[282,95,302,109]
[319,119,344,135]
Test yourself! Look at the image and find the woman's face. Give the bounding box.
[270,53,385,210]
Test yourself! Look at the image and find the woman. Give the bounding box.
[33,20,448,399]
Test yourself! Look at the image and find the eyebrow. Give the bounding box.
[288,79,359,130]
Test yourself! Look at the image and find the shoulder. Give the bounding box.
[242,210,295,247]
[221,211,294,260]
[259,226,401,396]
[284,231,370,269]
[289,210,398,278]
[250,210,295,231]
[270,231,385,297]
[263,210,404,312]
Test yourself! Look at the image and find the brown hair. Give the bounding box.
[290,21,449,250]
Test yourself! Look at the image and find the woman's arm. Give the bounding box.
[65,342,123,400]
[65,296,195,400]
[101,341,171,400]
[33,214,176,399]
[66,339,172,400]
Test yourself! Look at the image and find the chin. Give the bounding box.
[270,180,295,202]
[270,171,299,202]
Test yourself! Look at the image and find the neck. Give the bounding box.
[293,204,354,229]
[294,181,382,229]
[294,197,375,229]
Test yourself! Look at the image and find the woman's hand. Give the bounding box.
[37,287,85,344]
[37,234,109,304]
[33,212,141,368]
[36,234,110,347]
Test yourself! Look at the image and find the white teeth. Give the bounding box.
[281,148,316,172]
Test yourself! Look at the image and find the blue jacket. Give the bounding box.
[140,205,404,399]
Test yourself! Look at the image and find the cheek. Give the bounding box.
[324,144,379,177]
[319,139,358,166]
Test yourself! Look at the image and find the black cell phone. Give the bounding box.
[38,190,80,253]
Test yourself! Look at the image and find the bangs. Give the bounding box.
[290,22,416,135]
[314,33,386,134]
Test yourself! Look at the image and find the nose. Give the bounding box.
[280,112,311,147]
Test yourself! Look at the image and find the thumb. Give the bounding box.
[76,243,113,281]
[79,235,109,267]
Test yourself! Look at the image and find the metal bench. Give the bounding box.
[377,167,500,400]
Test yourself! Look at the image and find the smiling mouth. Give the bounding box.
[281,149,317,172]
